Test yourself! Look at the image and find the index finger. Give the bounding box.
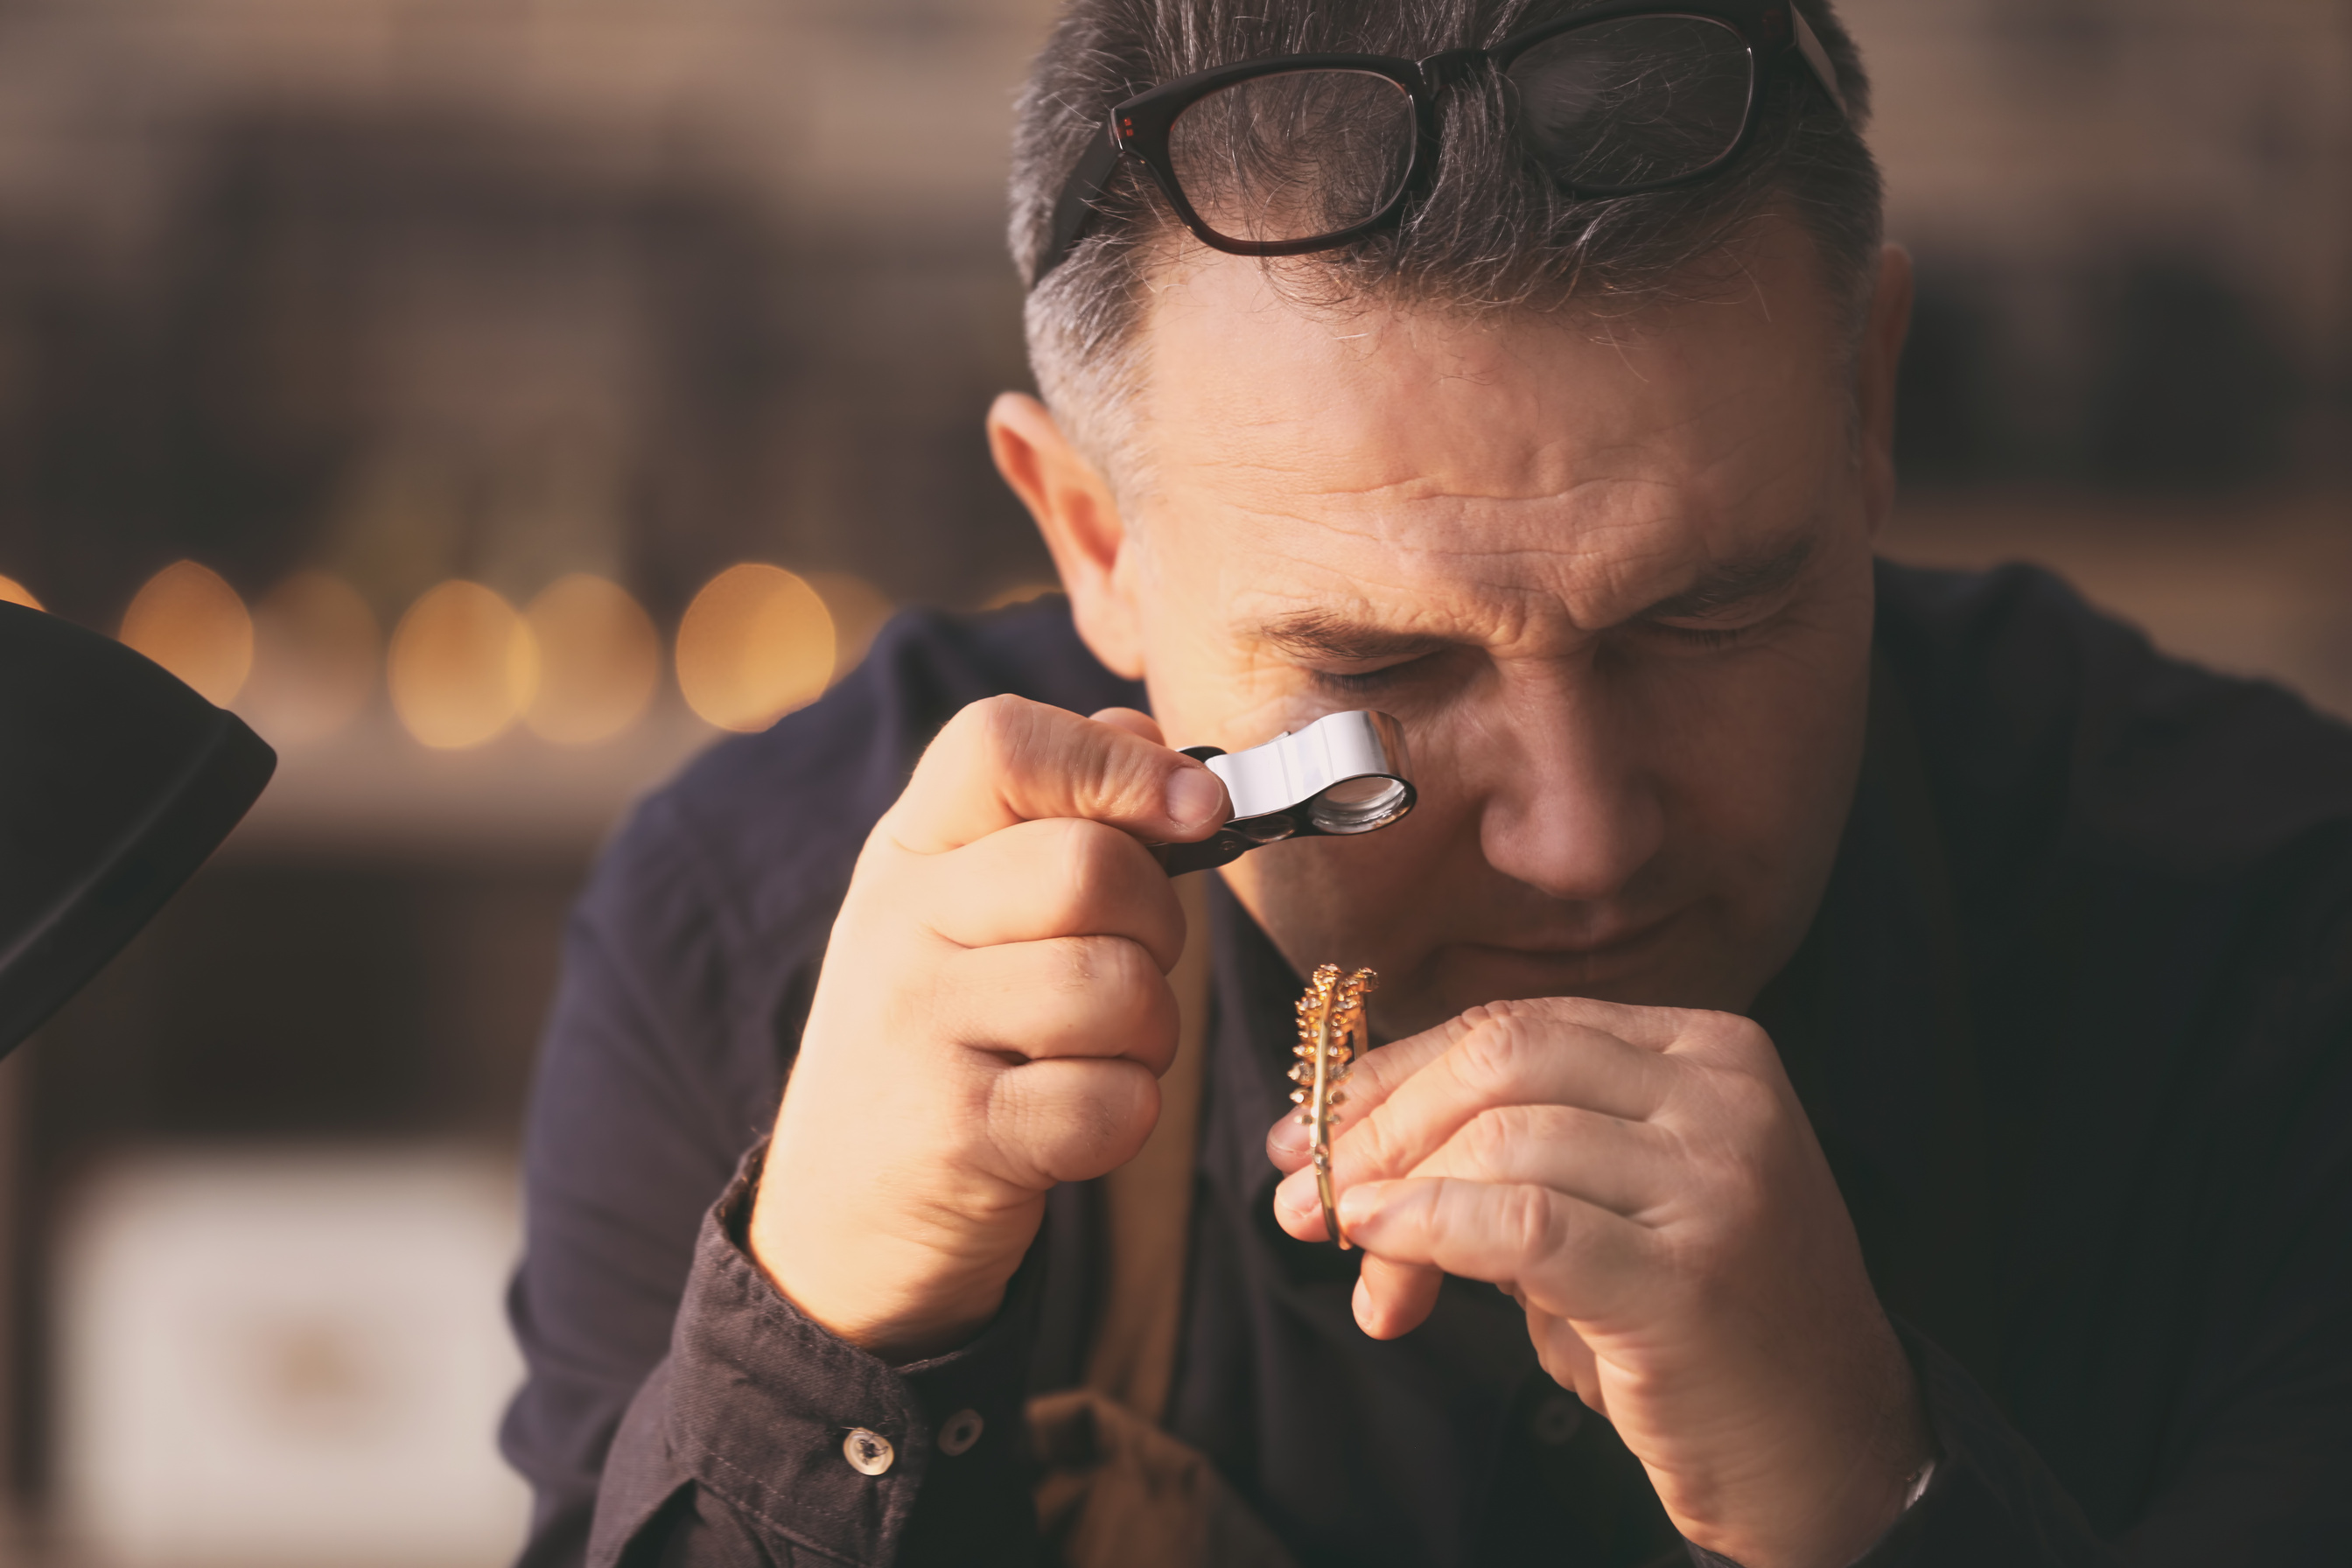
[1265,1008,1474,1172]
[1267,997,1680,1172]
[882,694,1229,856]
[1330,1004,1673,1185]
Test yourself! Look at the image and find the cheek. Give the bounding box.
[1643,605,1875,906]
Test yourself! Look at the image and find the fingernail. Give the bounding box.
[1166,765,1225,831]
[1267,1118,1308,1158]
[1337,1186,1383,1232]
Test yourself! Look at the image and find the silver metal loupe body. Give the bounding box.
[1152,710,1415,876]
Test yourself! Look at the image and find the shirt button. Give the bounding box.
[937,1408,984,1457]
[1528,1392,1584,1446]
[843,1428,896,1475]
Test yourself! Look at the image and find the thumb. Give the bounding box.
[883,694,1227,855]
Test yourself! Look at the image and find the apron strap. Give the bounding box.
[1083,872,1212,1422]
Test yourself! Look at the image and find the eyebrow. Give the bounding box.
[1256,613,1450,665]
[1251,536,1820,662]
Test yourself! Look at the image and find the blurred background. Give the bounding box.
[0,0,2343,1563]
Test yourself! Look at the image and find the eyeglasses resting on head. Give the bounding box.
[1037,0,1850,284]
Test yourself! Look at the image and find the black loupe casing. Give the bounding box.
[0,600,276,1060]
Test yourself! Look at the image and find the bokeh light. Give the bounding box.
[120,561,256,707]
[676,564,834,732]
[983,581,1063,612]
[238,572,382,747]
[0,573,39,610]
[387,581,539,750]
[804,571,895,686]
[522,574,660,746]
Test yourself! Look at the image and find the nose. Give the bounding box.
[1467,663,1665,905]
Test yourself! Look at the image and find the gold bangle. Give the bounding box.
[1292,963,1376,1250]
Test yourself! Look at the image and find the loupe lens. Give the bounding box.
[1306,774,1409,834]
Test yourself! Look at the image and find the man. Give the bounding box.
[500,2,2352,1564]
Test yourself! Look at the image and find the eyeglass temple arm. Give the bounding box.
[1039,124,1124,283]
[1788,7,1849,119]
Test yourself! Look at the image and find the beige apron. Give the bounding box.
[1027,875,1299,1568]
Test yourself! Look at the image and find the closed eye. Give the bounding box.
[1652,623,1755,651]
[1310,663,1414,696]
[1304,649,1453,696]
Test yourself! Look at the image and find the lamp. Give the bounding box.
[0,601,276,1059]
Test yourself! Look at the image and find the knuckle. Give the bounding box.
[1452,1013,1540,1094]
[1061,934,1156,998]
[1671,1138,1768,1230]
[964,694,1152,818]
[980,694,1073,792]
[1346,1042,1406,1100]
[1707,1062,1782,1132]
[1041,934,1108,993]
[1494,1184,1564,1262]
[1707,1007,1773,1050]
[954,693,1033,768]
[1001,1062,1156,1180]
[1455,1107,1524,1173]
[968,691,1037,744]
[1073,727,1133,809]
[1699,1014,1777,1074]
[1045,817,1134,914]
[1344,1104,1407,1175]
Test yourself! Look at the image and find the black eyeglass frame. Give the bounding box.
[1038,0,1848,284]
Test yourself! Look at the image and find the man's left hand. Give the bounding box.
[1268,998,1931,1568]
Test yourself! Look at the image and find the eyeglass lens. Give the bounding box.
[1166,69,1418,248]
[1508,16,1754,192]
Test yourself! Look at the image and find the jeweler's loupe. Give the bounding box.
[1152,710,1415,876]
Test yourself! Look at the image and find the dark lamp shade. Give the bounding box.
[0,600,276,1059]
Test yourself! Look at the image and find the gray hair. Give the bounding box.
[1009,0,1880,488]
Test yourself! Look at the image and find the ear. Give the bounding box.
[986,392,1148,680]
[1855,243,1914,540]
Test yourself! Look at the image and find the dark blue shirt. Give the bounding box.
[502,563,2352,1566]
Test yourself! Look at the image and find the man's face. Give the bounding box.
[1008,226,1904,1039]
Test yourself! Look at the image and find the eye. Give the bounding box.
[1305,649,1448,696]
[1637,602,1791,653]
[1310,665,1408,695]
[1655,623,1754,651]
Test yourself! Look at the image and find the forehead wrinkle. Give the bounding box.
[1173,366,1666,508]
[1227,526,1715,664]
[1200,425,1658,512]
[1191,477,1743,655]
[1183,449,1701,560]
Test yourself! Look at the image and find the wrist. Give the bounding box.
[746,1187,1027,1364]
[1789,1422,1935,1568]
[1792,1312,1936,1566]
[1677,1335,1935,1568]
[1686,1451,1935,1568]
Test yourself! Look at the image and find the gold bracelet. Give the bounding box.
[1292,963,1376,1250]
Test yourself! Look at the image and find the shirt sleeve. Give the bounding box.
[586,1144,1047,1568]
[1811,1326,2110,1568]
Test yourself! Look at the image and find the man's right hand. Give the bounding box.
[748,695,1228,1362]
